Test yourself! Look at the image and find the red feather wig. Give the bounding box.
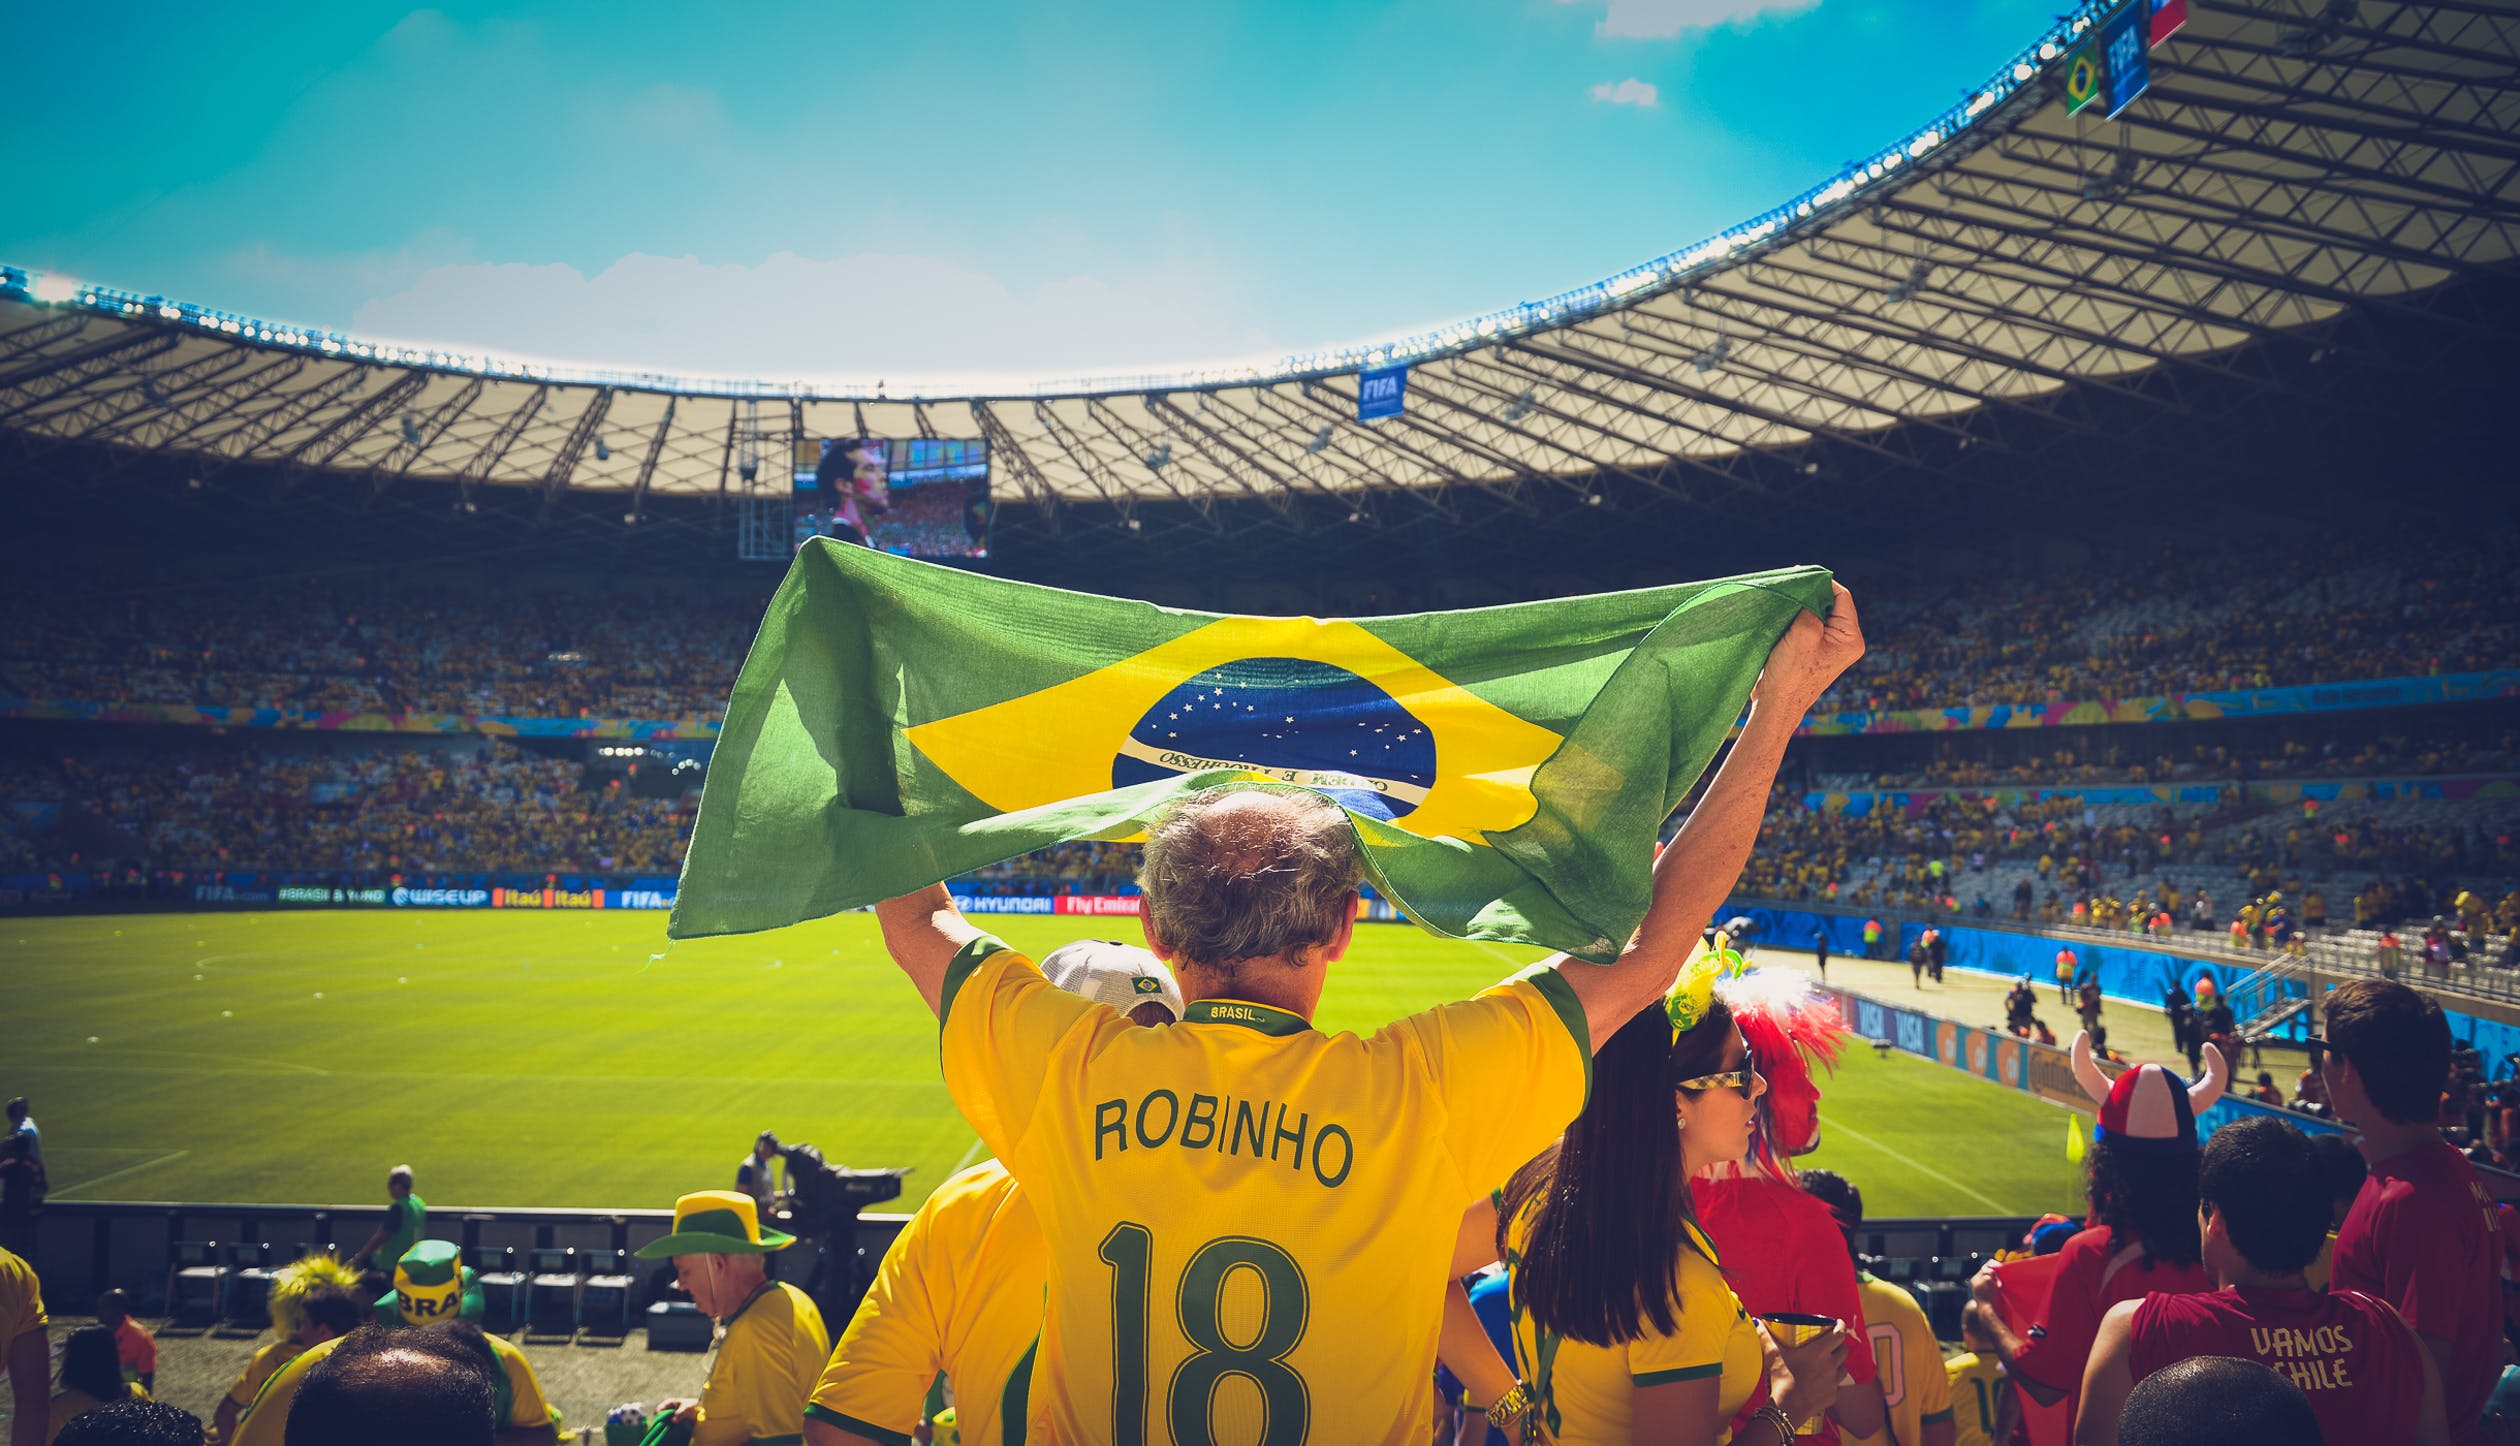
[1717,970,1851,1181]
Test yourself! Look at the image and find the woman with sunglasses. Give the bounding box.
[1447,969,1846,1445]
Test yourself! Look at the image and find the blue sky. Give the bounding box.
[8,0,2048,384]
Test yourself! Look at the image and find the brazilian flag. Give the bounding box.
[669,541,1832,962]
[2063,38,2105,114]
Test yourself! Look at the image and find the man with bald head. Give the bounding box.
[281,1324,495,1446]
[874,583,1864,1444]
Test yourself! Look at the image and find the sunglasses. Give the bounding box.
[1677,1064,1763,1099]
[2307,1035,2329,1070]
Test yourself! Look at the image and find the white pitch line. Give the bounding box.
[946,1134,990,1176]
[1468,939,1538,982]
[1820,1120,2013,1214]
[56,1150,191,1197]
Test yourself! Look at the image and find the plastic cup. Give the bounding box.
[1760,1311,1840,1347]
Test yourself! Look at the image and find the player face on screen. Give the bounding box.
[848,440,889,510]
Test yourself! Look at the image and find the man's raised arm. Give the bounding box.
[873,883,991,1018]
[1553,581,1864,1051]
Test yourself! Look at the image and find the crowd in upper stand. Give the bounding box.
[0,535,2507,726]
[0,742,688,877]
[1846,730,2519,791]
[0,577,759,720]
[1806,544,2510,715]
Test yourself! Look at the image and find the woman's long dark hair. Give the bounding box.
[2086,1136,2202,1270]
[1498,998,1735,1347]
[58,1325,123,1401]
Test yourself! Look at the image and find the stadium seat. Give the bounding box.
[644,1300,713,1352]
[165,1241,227,1330]
[468,1245,524,1334]
[523,1247,581,1340]
[218,1242,273,1331]
[577,1248,635,1338]
[1911,1255,1976,1340]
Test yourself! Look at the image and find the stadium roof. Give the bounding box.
[2,0,2514,526]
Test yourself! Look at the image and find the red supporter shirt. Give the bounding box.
[1691,1175,1879,1444]
[2010,1225,2209,1427]
[111,1318,156,1380]
[2332,1138,2498,1446]
[2128,1286,2424,1445]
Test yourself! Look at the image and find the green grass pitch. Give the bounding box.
[11,911,2088,1220]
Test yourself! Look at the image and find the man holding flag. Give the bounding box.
[844,579,1861,1443]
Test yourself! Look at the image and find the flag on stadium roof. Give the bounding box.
[669,541,1831,959]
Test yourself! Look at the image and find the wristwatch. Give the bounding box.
[1484,1382,1534,1430]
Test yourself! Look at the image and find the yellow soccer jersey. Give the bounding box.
[0,1248,42,1365]
[808,1157,1042,1446]
[698,1279,831,1446]
[50,1384,147,1438]
[1845,1274,1952,1446]
[1502,1212,1759,1446]
[939,937,1590,1446]
[1945,1350,2007,1446]
[234,1334,339,1446]
[488,1332,564,1439]
[224,1340,307,1410]
[236,1330,560,1445]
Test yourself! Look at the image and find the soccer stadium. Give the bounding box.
[4,0,2517,1441]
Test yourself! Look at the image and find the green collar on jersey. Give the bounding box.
[1183,998,1314,1036]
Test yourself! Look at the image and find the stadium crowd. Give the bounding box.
[0,577,758,722]
[1804,541,2512,716]
[1850,729,2518,791]
[0,535,2508,728]
[0,743,688,877]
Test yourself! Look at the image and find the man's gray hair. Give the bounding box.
[1139,786,1365,972]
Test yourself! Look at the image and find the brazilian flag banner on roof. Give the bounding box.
[669,540,1833,963]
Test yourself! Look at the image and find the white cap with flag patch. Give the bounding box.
[1041,938,1186,1022]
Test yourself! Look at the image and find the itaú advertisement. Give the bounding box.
[489,886,606,909]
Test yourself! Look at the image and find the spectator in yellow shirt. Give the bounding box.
[1800,1169,1956,1446]
[2,1248,46,1446]
[48,1328,146,1440]
[640,1191,830,1446]
[214,1275,363,1446]
[807,941,1185,1446]
[1947,1306,2014,1446]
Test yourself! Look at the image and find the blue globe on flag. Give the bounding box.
[1114,657,1437,821]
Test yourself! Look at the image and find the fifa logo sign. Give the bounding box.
[1357,364,1409,420]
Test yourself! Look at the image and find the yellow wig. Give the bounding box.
[265,1252,363,1339]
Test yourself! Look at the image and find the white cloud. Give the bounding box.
[1559,0,1822,38]
[1589,78,1662,108]
[338,245,1275,389]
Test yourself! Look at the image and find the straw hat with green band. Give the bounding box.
[376,1239,484,1325]
[634,1189,796,1258]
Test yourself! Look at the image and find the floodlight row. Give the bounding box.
[0,0,2109,402]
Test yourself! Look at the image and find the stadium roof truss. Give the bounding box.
[1,0,2513,535]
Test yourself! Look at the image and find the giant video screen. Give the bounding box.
[792,437,992,559]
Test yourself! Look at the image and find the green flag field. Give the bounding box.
[15,909,2087,1219]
